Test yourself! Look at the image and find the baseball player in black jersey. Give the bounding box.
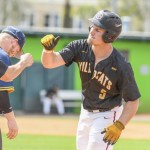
[41,10,140,150]
[0,26,33,150]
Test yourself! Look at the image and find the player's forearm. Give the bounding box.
[0,61,26,82]
[41,49,65,68]
[118,99,139,126]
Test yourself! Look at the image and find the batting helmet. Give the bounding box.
[89,10,122,43]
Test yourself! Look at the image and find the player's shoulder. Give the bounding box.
[67,39,89,52]
[113,48,131,70]
[0,48,9,59]
[0,48,10,66]
[71,39,88,46]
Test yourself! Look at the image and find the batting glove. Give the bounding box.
[41,34,60,51]
[101,120,125,145]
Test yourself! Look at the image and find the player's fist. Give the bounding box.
[20,53,34,67]
[41,34,60,51]
[101,120,125,145]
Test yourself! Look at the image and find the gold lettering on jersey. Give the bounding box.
[98,73,105,84]
[78,62,91,73]
[92,71,102,80]
[84,62,88,72]
[106,81,112,90]
[92,70,112,90]
[103,76,109,86]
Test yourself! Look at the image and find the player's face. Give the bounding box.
[87,25,105,45]
[8,38,21,57]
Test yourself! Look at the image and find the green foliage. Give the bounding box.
[97,0,112,10]
[73,0,148,31]
[75,5,97,20]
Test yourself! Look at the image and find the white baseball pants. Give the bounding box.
[76,105,123,150]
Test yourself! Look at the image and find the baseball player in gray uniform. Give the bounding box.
[41,10,140,150]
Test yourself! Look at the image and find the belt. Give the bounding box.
[87,105,121,113]
[87,109,109,113]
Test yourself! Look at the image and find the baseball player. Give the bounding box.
[40,86,65,115]
[0,26,33,150]
[41,10,141,150]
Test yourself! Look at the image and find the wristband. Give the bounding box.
[43,49,54,53]
[115,120,125,130]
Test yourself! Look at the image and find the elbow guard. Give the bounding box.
[0,91,12,114]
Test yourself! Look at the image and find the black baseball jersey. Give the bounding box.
[59,39,141,110]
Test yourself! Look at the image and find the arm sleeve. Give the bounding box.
[0,91,12,114]
[121,63,141,102]
[0,60,8,78]
[59,40,82,66]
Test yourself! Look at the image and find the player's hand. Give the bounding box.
[5,112,19,140]
[101,120,125,145]
[20,53,34,67]
[41,34,60,51]
[7,118,18,139]
[14,50,24,59]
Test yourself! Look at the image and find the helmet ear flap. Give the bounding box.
[103,31,117,43]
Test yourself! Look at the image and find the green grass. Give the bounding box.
[2,134,76,150]
[114,139,150,150]
[2,134,150,150]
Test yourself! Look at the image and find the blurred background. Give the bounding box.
[0,0,150,114]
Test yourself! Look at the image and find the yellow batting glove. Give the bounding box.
[101,120,125,145]
[41,34,60,51]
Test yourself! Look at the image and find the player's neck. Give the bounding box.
[92,43,113,61]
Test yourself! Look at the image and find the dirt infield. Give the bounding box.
[0,114,150,139]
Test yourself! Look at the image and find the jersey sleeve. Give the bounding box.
[0,49,14,93]
[59,40,83,66]
[0,60,8,78]
[120,63,141,102]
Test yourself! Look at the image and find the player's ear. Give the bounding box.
[89,25,93,32]
[11,38,18,45]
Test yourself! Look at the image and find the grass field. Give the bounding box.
[1,114,150,150]
[2,134,150,150]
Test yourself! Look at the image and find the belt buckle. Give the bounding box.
[92,110,100,113]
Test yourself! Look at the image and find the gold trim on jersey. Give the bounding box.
[0,86,15,93]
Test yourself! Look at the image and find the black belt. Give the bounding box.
[87,104,121,113]
[87,109,109,113]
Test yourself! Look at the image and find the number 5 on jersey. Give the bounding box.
[99,89,106,100]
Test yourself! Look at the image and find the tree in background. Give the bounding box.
[63,0,72,28]
[72,5,97,30]
[117,0,143,31]
[138,0,150,32]
[0,0,25,26]
[74,0,149,32]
